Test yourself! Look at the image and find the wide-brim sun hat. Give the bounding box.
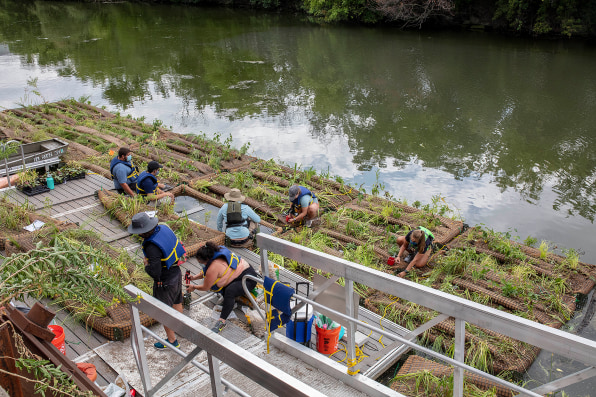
[128,212,159,234]
[224,188,245,203]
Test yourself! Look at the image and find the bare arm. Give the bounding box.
[290,206,308,223]
[120,182,136,197]
[188,260,223,292]
[148,189,175,201]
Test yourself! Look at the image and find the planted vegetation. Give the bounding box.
[1,229,151,320]
[2,101,595,387]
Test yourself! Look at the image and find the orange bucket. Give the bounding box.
[48,325,66,355]
[315,324,341,354]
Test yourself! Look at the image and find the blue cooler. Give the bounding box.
[286,302,314,344]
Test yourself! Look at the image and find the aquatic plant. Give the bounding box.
[539,240,551,260]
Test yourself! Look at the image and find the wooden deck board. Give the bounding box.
[2,172,408,392]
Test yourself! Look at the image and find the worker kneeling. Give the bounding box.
[186,242,258,333]
[392,226,434,278]
[216,188,260,248]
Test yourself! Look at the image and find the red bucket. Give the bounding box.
[48,325,66,355]
[315,324,341,354]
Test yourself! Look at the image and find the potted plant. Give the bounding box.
[16,168,50,196]
[63,161,86,181]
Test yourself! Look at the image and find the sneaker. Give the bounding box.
[154,339,180,349]
[404,253,414,264]
[305,219,313,228]
[211,320,227,334]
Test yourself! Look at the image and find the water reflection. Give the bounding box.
[173,195,218,231]
[0,0,595,225]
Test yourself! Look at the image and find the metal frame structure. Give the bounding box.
[255,233,596,397]
[125,285,328,397]
[0,138,68,184]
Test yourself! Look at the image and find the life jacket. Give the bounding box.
[142,225,186,270]
[291,186,316,212]
[204,246,240,292]
[226,202,247,228]
[136,171,158,196]
[418,226,435,241]
[109,157,139,182]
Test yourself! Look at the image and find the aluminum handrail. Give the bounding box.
[239,274,542,397]
[125,285,326,397]
[256,232,596,397]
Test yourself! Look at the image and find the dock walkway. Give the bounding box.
[2,172,405,395]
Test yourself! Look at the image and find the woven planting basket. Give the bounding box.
[393,355,514,397]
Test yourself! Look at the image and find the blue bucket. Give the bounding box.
[286,315,314,344]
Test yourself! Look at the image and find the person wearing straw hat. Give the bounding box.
[128,212,187,349]
[216,188,260,248]
[287,185,319,228]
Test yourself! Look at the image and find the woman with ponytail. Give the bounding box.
[391,226,434,278]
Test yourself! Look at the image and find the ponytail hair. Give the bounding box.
[411,229,426,254]
[196,241,221,263]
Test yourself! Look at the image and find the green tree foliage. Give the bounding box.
[301,0,380,23]
[25,0,595,35]
[494,0,596,36]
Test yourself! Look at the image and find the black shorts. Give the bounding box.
[153,277,183,306]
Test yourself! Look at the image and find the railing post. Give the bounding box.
[345,278,357,374]
[20,145,26,169]
[3,157,9,187]
[208,353,224,396]
[130,305,152,395]
[260,248,270,278]
[453,318,465,397]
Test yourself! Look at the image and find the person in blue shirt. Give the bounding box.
[216,188,261,247]
[287,185,319,227]
[392,226,435,278]
[110,147,139,197]
[136,161,175,205]
[128,212,187,349]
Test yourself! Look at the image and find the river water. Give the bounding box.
[1,1,596,394]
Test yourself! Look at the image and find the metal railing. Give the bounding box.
[125,285,327,397]
[256,233,596,397]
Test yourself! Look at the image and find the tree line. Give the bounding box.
[135,0,595,37]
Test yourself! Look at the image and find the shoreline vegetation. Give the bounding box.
[54,0,596,38]
[1,99,595,395]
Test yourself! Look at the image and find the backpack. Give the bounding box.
[226,202,246,228]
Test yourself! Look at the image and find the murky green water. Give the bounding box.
[1,1,596,393]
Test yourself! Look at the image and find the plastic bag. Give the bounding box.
[102,373,130,397]
[314,313,340,330]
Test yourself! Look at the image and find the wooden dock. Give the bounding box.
[1,172,406,395]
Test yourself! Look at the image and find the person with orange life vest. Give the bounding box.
[216,188,260,247]
[392,226,435,278]
[287,185,319,227]
[110,147,139,197]
[185,242,258,333]
[136,161,175,204]
[128,212,187,349]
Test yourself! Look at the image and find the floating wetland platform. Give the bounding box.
[1,101,595,396]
